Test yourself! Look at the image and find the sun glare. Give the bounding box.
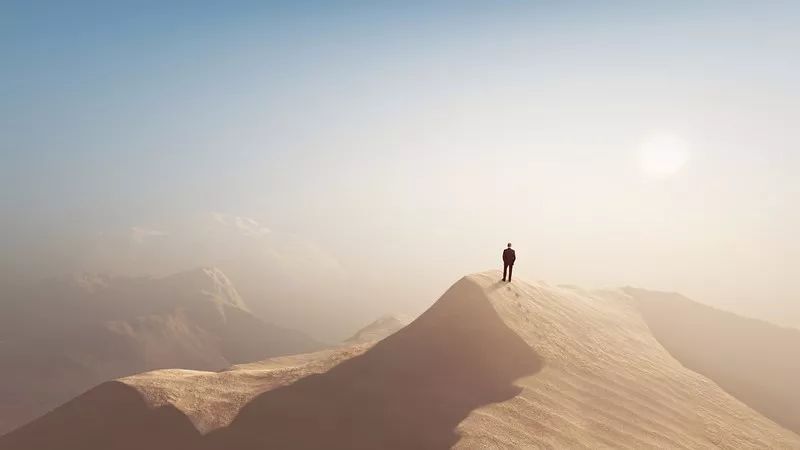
[639,133,690,178]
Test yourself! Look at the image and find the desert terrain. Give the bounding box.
[3,271,798,449]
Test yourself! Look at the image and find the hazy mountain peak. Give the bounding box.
[344,314,411,343]
[192,267,249,312]
[70,273,110,293]
[123,267,250,314]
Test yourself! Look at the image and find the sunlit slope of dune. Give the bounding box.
[2,272,798,449]
[453,274,799,448]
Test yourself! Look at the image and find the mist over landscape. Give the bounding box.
[2,1,799,448]
[3,1,800,339]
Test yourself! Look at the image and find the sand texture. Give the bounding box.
[3,271,798,449]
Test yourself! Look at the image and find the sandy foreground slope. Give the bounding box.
[2,271,799,449]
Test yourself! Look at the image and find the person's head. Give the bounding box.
[507,243,512,248]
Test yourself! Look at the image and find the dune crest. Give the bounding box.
[2,272,798,449]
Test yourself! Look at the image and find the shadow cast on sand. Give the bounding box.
[202,278,543,450]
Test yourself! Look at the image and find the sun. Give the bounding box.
[639,133,690,178]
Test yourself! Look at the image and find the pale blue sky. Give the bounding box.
[2,1,799,337]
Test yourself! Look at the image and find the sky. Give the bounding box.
[2,1,799,339]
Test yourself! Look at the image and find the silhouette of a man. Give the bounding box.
[502,243,516,282]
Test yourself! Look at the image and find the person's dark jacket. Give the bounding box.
[503,248,516,265]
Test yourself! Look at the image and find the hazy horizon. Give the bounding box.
[2,1,799,339]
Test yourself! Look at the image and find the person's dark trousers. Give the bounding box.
[503,263,513,282]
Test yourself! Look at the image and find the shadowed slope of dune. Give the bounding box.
[0,276,542,450]
[629,288,800,435]
[203,277,543,449]
[0,381,202,450]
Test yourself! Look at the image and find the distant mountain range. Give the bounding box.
[0,267,322,435]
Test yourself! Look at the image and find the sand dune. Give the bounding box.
[629,287,800,436]
[2,272,798,449]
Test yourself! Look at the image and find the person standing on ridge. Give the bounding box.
[502,243,516,282]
